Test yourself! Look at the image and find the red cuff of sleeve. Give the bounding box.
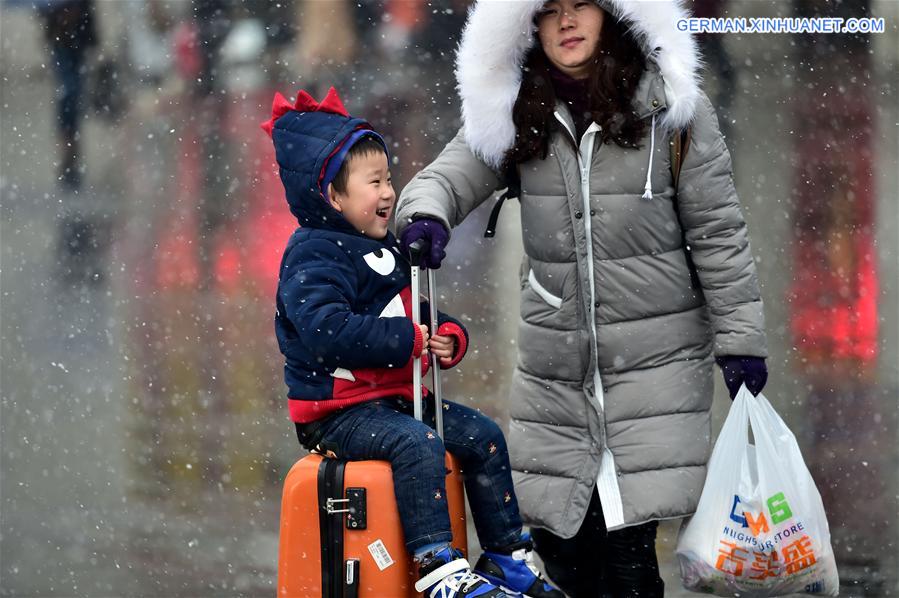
[437,322,467,369]
[411,322,424,360]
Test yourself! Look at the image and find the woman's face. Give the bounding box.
[536,0,604,79]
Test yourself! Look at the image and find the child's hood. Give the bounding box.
[262,87,387,234]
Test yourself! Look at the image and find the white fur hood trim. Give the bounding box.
[456,0,702,169]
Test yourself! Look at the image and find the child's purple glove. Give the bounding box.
[716,356,768,400]
[400,218,449,269]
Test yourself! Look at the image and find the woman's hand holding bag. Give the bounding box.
[716,356,769,399]
[676,385,839,596]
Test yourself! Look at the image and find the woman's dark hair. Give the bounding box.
[330,136,387,195]
[503,12,648,168]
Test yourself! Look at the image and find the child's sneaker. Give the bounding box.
[474,533,564,598]
[415,546,510,597]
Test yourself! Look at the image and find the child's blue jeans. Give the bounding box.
[306,397,523,553]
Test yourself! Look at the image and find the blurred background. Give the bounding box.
[1,0,897,596]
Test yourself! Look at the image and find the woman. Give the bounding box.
[396,0,768,595]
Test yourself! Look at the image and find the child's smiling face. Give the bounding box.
[328,150,395,239]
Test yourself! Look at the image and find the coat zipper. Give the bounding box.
[553,111,606,412]
[554,110,626,530]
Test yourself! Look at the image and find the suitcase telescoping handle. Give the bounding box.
[427,267,445,440]
[408,240,445,439]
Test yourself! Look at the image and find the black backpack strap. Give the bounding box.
[484,166,521,238]
[669,128,702,290]
[670,127,691,191]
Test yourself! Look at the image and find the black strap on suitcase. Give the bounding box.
[318,458,347,597]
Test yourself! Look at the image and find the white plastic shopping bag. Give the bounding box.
[676,385,839,596]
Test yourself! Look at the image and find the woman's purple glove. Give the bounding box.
[399,218,449,269]
[716,356,768,400]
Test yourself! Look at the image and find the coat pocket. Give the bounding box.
[527,269,562,309]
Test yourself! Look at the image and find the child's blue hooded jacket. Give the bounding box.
[265,89,468,423]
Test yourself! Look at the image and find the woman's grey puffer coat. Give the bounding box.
[396,0,768,537]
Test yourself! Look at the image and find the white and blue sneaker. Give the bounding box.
[474,533,564,598]
[416,546,510,598]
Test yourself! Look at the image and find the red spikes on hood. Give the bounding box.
[260,86,350,138]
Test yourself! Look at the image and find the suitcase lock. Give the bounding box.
[325,497,350,514]
[345,488,367,529]
[325,489,367,529]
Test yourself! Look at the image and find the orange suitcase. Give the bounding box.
[278,249,467,597]
[277,453,467,597]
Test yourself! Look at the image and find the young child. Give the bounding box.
[264,88,562,598]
